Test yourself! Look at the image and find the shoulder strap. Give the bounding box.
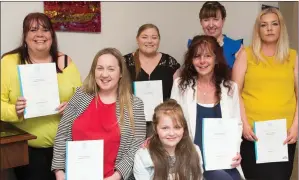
[64,55,68,69]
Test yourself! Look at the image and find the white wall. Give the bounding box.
[1,1,278,79]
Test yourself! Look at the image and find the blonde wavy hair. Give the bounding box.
[252,8,289,63]
[82,48,134,131]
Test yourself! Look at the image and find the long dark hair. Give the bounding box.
[148,99,202,180]
[1,12,61,73]
[179,35,232,102]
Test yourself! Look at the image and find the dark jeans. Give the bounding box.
[14,146,55,180]
[204,168,241,180]
[241,138,296,180]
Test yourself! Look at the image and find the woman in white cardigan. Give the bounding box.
[171,35,244,180]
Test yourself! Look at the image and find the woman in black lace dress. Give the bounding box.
[124,24,180,137]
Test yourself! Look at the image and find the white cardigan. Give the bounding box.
[133,144,204,180]
[170,77,244,178]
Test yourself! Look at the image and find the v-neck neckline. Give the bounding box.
[140,53,164,78]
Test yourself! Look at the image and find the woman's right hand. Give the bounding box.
[243,123,258,141]
[15,97,26,118]
[55,170,65,180]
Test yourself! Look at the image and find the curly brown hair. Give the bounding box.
[179,35,232,102]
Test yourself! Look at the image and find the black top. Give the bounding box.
[124,53,180,101]
[194,103,222,169]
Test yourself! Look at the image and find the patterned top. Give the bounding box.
[51,88,146,180]
[168,156,176,180]
[133,145,204,180]
[124,53,180,100]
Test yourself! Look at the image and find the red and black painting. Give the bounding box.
[44,1,101,33]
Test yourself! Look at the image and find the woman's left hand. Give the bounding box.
[103,171,121,180]
[284,124,298,145]
[231,153,242,168]
[56,102,68,114]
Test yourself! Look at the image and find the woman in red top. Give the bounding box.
[52,48,147,180]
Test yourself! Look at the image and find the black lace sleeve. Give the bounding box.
[123,53,135,67]
[123,53,136,81]
[162,53,180,73]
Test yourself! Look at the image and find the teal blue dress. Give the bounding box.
[188,35,243,68]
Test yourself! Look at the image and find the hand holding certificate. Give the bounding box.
[202,118,239,171]
[133,80,163,122]
[254,119,288,164]
[17,63,60,119]
[66,140,103,180]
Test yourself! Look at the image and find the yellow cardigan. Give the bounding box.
[1,53,82,148]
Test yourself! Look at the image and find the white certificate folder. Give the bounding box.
[202,118,239,171]
[17,63,60,119]
[133,80,163,122]
[254,119,288,164]
[66,140,103,180]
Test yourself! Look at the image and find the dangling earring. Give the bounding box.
[24,43,27,48]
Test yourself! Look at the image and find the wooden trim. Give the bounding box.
[0,121,36,145]
[0,121,37,170]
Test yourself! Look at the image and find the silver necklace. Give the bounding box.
[198,84,213,96]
